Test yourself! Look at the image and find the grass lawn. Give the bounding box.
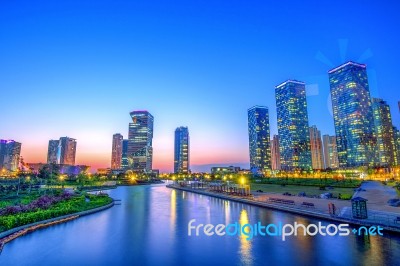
[250,183,355,198]
[385,181,400,196]
[257,177,361,188]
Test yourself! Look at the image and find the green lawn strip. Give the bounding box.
[256,178,361,188]
[0,194,112,232]
[250,183,354,199]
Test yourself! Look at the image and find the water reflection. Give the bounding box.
[0,185,399,266]
[224,201,231,225]
[170,189,177,235]
[239,209,253,266]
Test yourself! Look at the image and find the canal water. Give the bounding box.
[0,185,399,266]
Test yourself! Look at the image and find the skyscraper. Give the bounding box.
[47,140,59,164]
[0,140,21,172]
[111,133,123,169]
[271,135,281,171]
[128,110,154,172]
[372,98,397,167]
[309,126,324,170]
[47,137,77,165]
[248,106,271,173]
[328,61,376,168]
[322,135,339,169]
[393,127,400,166]
[59,137,77,165]
[174,127,190,173]
[121,139,129,169]
[275,80,311,171]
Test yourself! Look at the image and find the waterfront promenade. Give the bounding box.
[167,182,400,233]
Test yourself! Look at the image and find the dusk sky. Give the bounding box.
[1,0,400,172]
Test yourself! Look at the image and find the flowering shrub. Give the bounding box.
[0,193,112,231]
[0,192,72,216]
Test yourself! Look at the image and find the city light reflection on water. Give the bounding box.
[0,185,399,266]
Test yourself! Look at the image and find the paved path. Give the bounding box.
[354,181,399,213]
[168,185,400,232]
[252,181,400,227]
[253,192,351,215]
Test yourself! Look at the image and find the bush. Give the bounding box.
[0,194,112,231]
[339,193,352,200]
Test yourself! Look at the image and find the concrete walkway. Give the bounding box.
[168,184,400,233]
[354,181,399,213]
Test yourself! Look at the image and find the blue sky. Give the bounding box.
[1,0,399,172]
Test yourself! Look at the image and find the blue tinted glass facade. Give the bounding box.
[329,62,376,168]
[174,127,190,173]
[248,106,271,173]
[275,80,311,171]
[128,111,154,172]
[122,139,129,169]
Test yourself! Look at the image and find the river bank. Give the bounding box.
[167,184,400,234]
[0,200,115,252]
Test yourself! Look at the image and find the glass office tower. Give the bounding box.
[47,140,60,164]
[47,137,76,165]
[322,135,339,169]
[0,140,21,172]
[248,106,271,173]
[121,139,129,169]
[328,61,376,168]
[372,98,397,167]
[275,80,311,171]
[309,126,324,170]
[128,110,154,172]
[271,135,281,171]
[111,133,123,169]
[174,127,190,173]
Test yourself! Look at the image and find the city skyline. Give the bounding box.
[1,1,400,172]
[3,60,400,173]
[4,60,400,173]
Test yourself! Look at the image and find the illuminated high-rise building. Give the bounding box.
[0,140,21,172]
[121,139,129,169]
[248,106,271,173]
[174,127,190,173]
[275,80,311,171]
[372,98,397,167]
[309,126,324,170]
[393,127,400,166]
[271,135,281,170]
[47,140,60,164]
[47,137,77,165]
[322,135,339,169]
[328,61,376,168]
[111,133,123,169]
[59,137,77,165]
[128,110,154,172]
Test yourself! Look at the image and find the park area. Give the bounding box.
[0,179,113,232]
[250,178,363,199]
